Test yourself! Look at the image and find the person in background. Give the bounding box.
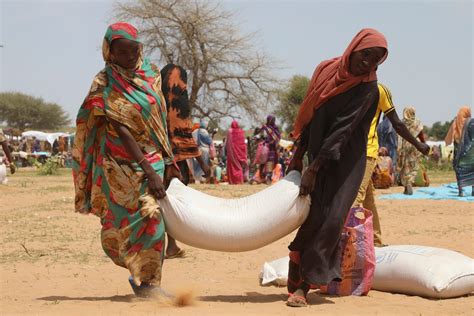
[17,137,29,167]
[246,136,253,178]
[192,121,212,182]
[352,84,430,247]
[372,147,394,189]
[52,139,60,155]
[249,129,265,184]
[445,106,473,196]
[19,137,27,152]
[278,147,287,177]
[209,157,220,184]
[285,28,388,307]
[377,115,398,169]
[58,136,66,153]
[430,145,441,166]
[160,63,212,259]
[0,128,16,175]
[32,137,41,153]
[26,137,33,154]
[220,137,227,167]
[225,120,247,184]
[259,115,281,184]
[397,106,428,195]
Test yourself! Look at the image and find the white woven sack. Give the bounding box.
[259,256,289,286]
[159,171,310,252]
[373,245,474,298]
[0,164,7,185]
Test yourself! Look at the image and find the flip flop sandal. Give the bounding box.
[128,276,173,299]
[165,249,187,259]
[286,293,307,307]
[129,276,145,297]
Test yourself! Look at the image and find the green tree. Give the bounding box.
[276,75,310,133]
[423,125,431,138]
[428,121,452,141]
[0,92,70,131]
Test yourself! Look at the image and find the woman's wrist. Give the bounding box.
[140,160,155,176]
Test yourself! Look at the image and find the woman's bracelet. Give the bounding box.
[137,157,146,165]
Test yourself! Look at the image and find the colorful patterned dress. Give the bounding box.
[261,115,281,178]
[160,64,201,185]
[397,107,423,187]
[72,22,174,286]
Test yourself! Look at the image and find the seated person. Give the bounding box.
[373,147,394,189]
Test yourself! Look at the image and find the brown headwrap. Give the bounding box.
[445,106,471,145]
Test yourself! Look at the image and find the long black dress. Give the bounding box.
[288,81,379,286]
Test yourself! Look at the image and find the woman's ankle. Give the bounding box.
[295,282,310,297]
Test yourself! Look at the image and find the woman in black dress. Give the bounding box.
[286,28,388,307]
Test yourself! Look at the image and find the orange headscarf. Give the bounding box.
[291,28,388,139]
[445,106,471,145]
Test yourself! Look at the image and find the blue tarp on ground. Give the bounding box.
[378,183,474,202]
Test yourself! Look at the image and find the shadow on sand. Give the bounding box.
[39,291,338,305]
[199,291,335,305]
[38,294,135,303]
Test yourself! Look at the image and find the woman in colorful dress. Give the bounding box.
[259,115,281,184]
[72,22,180,298]
[373,146,394,189]
[160,63,211,258]
[397,107,427,195]
[285,28,388,307]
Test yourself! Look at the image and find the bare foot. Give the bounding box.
[166,235,182,257]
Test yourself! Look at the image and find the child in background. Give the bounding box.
[209,157,220,184]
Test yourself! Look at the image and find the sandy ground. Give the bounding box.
[0,168,473,315]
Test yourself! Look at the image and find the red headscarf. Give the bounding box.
[291,28,388,139]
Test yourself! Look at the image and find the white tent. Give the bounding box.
[21,131,70,145]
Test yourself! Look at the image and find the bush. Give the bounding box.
[422,157,453,172]
[35,156,60,175]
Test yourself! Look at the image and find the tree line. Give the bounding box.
[0,92,70,131]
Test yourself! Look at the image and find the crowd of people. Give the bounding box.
[171,115,292,187]
[1,22,473,307]
[0,132,72,168]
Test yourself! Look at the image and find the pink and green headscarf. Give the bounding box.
[73,22,173,214]
[102,22,142,65]
[98,22,173,159]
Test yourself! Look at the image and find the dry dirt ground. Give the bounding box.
[0,168,472,315]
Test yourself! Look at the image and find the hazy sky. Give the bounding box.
[0,0,472,128]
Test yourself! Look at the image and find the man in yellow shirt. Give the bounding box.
[353,84,429,246]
